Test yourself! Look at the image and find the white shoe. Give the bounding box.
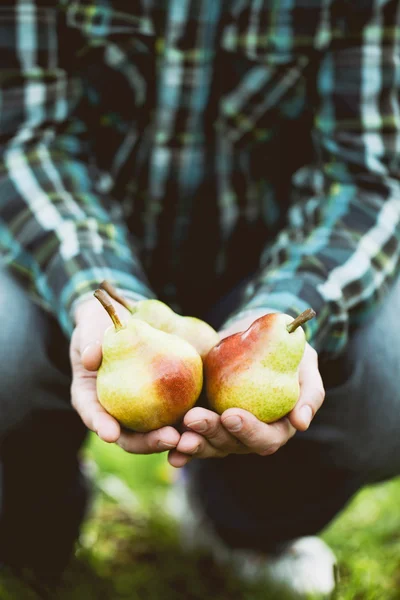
[166,477,337,599]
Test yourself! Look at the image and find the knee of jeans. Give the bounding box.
[322,305,400,478]
[0,272,65,435]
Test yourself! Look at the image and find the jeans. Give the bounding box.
[0,269,87,574]
[0,267,399,570]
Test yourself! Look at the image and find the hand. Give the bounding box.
[168,312,325,468]
[70,297,180,454]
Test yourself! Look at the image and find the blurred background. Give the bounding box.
[2,435,400,599]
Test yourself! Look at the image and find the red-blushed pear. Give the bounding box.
[94,289,203,433]
[100,281,219,359]
[204,310,316,423]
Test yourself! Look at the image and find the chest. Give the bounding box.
[65,0,336,136]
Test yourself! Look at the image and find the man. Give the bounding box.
[0,0,399,596]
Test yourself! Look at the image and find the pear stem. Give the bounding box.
[94,289,124,331]
[286,308,316,334]
[100,280,135,313]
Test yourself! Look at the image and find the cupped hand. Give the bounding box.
[70,297,180,453]
[168,312,325,468]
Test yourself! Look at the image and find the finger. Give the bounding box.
[221,408,295,455]
[117,426,180,455]
[168,450,193,468]
[71,382,121,443]
[176,431,227,458]
[184,407,244,453]
[75,305,110,371]
[82,341,102,371]
[94,412,121,443]
[289,345,325,432]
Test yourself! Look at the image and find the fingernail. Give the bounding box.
[157,441,176,450]
[301,405,313,428]
[223,415,242,432]
[187,420,207,433]
[190,446,200,454]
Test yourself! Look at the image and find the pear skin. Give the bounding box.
[204,311,315,423]
[100,281,219,359]
[130,299,220,359]
[94,289,203,432]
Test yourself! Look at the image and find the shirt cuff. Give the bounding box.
[46,248,154,337]
[221,276,343,358]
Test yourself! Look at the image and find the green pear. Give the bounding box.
[94,289,203,432]
[100,281,219,359]
[204,309,315,423]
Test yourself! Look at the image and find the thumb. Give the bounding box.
[74,297,111,371]
[288,345,325,432]
[82,341,102,371]
[75,295,130,372]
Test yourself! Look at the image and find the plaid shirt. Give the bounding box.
[1,0,399,359]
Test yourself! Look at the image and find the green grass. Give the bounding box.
[2,433,400,599]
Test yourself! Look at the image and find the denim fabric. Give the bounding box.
[0,269,87,573]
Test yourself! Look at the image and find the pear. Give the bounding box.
[204,310,316,423]
[94,289,203,432]
[100,281,219,359]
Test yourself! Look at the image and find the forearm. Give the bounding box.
[223,5,400,358]
[0,147,154,335]
[224,176,400,357]
[0,5,155,335]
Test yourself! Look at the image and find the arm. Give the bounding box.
[0,71,151,334]
[171,3,400,465]
[0,4,181,454]
[222,2,400,360]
